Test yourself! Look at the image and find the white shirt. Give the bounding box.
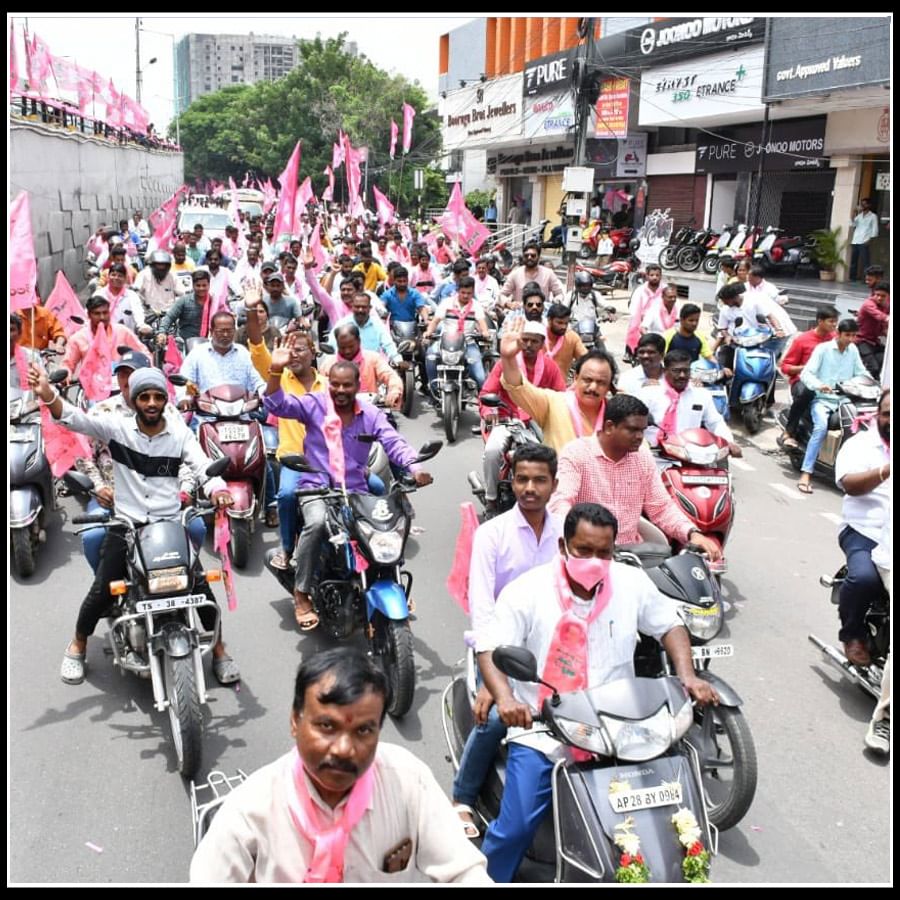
[716,296,769,335]
[639,381,734,447]
[487,560,681,757]
[754,294,797,337]
[101,286,146,333]
[617,365,661,395]
[436,297,487,325]
[641,299,681,335]
[851,209,879,245]
[835,427,890,542]
[473,273,501,309]
[189,744,491,884]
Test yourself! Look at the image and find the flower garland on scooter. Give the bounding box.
[610,782,711,883]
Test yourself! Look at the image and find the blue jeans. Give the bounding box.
[452,706,508,806]
[425,341,487,393]
[801,400,831,474]
[838,526,881,642]
[849,242,870,281]
[81,499,207,575]
[481,743,554,883]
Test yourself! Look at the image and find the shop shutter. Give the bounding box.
[647,175,704,229]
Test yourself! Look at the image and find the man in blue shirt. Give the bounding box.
[431,259,471,306]
[379,266,431,322]
[330,293,401,365]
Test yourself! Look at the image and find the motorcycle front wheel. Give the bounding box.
[11,528,36,578]
[659,246,680,270]
[373,613,416,718]
[442,391,460,443]
[702,254,721,275]
[689,704,757,831]
[402,369,415,418]
[230,518,250,569]
[578,245,593,259]
[677,245,703,272]
[164,653,203,779]
[742,400,763,435]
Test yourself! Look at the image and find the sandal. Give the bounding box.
[453,803,480,840]
[60,646,86,685]
[779,435,800,450]
[797,481,814,495]
[213,653,241,685]
[265,507,279,528]
[294,600,320,632]
[269,549,291,571]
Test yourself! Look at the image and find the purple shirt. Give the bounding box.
[263,389,419,491]
[469,505,563,652]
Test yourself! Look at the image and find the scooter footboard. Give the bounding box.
[554,754,708,883]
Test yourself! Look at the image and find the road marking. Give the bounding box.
[730,458,755,472]
[820,512,843,526]
[770,483,802,500]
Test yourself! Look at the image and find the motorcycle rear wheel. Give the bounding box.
[442,391,460,443]
[677,245,703,272]
[742,401,763,435]
[374,613,416,718]
[402,369,415,418]
[659,246,680,270]
[11,528,36,578]
[164,654,202,779]
[689,704,757,831]
[230,518,250,569]
[702,254,721,275]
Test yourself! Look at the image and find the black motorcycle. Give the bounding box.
[63,459,230,779]
[390,319,422,418]
[264,441,442,717]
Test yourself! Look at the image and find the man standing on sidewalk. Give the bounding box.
[849,198,879,282]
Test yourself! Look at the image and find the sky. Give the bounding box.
[11,14,472,130]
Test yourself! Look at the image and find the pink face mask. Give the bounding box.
[563,545,611,593]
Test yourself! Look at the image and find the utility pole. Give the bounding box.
[135,18,143,103]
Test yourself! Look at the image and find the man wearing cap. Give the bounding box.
[62,295,145,380]
[478,321,565,515]
[263,272,305,323]
[27,362,241,687]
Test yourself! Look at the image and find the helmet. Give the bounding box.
[574,271,593,290]
[149,251,172,266]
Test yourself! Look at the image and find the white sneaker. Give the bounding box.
[865,718,890,756]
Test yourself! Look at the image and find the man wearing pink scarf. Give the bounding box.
[190,648,491,883]
[625,263,663,356]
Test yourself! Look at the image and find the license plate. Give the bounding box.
[691,644,734,659]
[608,782,683,813]
[135,593,208,613]
[437,365,464,372]
[681,475,729,485]
[219,423,250,442]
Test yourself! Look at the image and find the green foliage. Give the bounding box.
[465,189,493,210]
[809,226,848,272]
[174,34,443,215]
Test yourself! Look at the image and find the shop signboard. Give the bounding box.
[595,76,630,138]
[486,144,575,178]
[586,134,648,178]
[441,74,522,151]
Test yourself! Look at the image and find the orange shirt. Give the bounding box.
[19,305,67,350]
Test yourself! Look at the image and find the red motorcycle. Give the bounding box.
[193,384,267,568]
[576,238,642,291]
[580,222,634,260]
[656,428,734,575]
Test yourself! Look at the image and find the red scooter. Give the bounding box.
[193,384,267,568]
[656,428,734,575]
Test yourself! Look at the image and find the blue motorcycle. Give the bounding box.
[726,323,777,434]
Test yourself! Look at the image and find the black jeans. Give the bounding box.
[785,381,815,436]
[838,526,881,643]
[858,341,884,379]
[849,243,871,281]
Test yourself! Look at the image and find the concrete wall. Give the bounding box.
[10,119,184,299]
[439,19,487,95]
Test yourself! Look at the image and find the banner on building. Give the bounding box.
[595,76,629,138]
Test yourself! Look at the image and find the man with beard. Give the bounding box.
[498,242,564,310]
[833,388,890,669]
[27,364,240,687]
[624,263,662,360]
[62,295,145,379]
[543,304,588,381]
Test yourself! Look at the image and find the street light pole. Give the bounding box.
[135,18,143,104]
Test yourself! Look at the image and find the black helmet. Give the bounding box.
[149,250,172,266]
[574,271,594,290]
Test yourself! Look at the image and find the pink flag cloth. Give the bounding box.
[163,336,183,402]
[214,509,239,612]
[273,141,302,243]
[322,389,346,488]
[284,747,375,883]
[208,277,231,322]
[372,185,395,227]
[322,165,334,203]
[150,185,188,253]
[445,502,480,615]
[9,191,38,312]
[309,224,327,274]
[332,140,344,171]
[350,195,366,219]
[10,21,21,94]
[45,271,85,336]
[227,177,241,228]
[26,33,53,94]
[389,119,399,160]
[656,381,681,444]
[297,176,315,211]
[79,324,113,402]
[437,183,491,256]
[399,222,413,246]
[402,102,416,154]
[262,177,278,216]
[350,541,369,574]
[342,133,362,212]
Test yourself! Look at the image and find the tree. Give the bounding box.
[174,34,444,214]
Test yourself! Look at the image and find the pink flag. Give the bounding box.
[321,165,334,203]
[297,176,315,210]
[11,21,21,94]
[105,79,123,127]
[150,185,187,252]
[308,224,327,274]
[445,502,480,615]
[79,324,113,402]
[262,177,278,216]
[389,119,399,160]
[372,185,395,227]
[163,336,183,402]
[41,405,92,477]
[332,134,344,171]
[9,192,38,312]
[342,133,362,212]
[25,32,53,95]
[227,176,241,228]
[350,195,366,219]
[214,510,239,612]
[208,275,231,322]
[273,141,302,243]
[399,222,413,245]
[438,183,491,255]
[44,271,85,336]
[402,102,416,154]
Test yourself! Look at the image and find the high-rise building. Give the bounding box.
[174,32,300,112]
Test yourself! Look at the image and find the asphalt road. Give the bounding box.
[9,305,890,884]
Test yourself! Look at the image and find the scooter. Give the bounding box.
[690,358,730,420]
[753,227,818,277]
[701,224,737,275]
[777,376,881,481]
[723,322,777,434]
[9,384,55,577]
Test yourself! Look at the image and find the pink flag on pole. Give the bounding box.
[11,21,21,94]
[438,183,491,256]
[42,405,92,477]
[389,119,399,160]
[273,140,302,243]
[262,177,278,216]
[79,324,113,402]
[321,165,334,203]
[9,192,38,312]
[214,509,239,611]
[44,271,85,336]
[402,102,416,154]
[308,224,327,274]
[163,336,183,402]
[332,131,345,170]
[445,502,480,615]
[105,79,123,127]
[350,195,366,219]
[25,32,53,95]
[297,176,315,210]
[372,185,395,227]
[342,133,362,212]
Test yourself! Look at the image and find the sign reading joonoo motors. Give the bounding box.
[441,74,522,151]
[639,45,765,127]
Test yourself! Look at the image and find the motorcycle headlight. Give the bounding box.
[366,529,404,564]
[672,696,694,741]
[555,717,613,756]
[216,399,245,417]
[680,601,723,642]
[442,350,464,365]
[147,566,189,594]
[600,705,674,761]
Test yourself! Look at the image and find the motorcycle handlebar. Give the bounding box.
[72,514,112,525]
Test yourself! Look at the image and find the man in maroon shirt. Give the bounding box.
[779,305,838,449]
[856,278,889,378]
[479,321,565,515]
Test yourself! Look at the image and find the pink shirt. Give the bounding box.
[63,323,144,374]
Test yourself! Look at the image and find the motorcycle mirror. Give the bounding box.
[205,457,230,478]
[318,342,336,356]
[492,646,541,683]
[168,374,189,387]
[414,440,443,463]
[734,316,744,328]
[49,368,69,385]
[356,434,377,445]
[480,394,503,408]
[62,470,95,495]
[69,315,84,326]
[116,345,133,356]
[280,453,320,474]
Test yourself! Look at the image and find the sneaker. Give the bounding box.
[865,718,890,756]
